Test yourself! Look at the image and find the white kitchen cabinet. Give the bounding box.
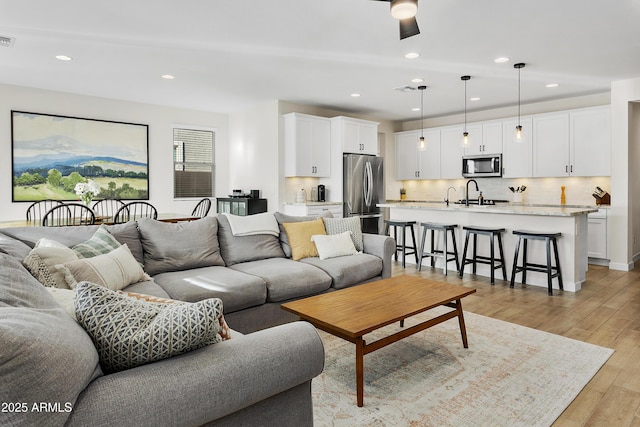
[570,106,611,177]
[283,113,331,177]
[331,116,379,155]
[440,125,465,179]
[395,129,440,180]
[283,203,343,218]
[533,112,571,177]
[588,209,608,262]
[460,123,483,155]
[502,117,533,178]
[463,122,501,155]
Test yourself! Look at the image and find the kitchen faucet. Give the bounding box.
[465,179,479,206]
[445,186,456,206]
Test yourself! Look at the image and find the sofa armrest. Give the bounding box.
[363,233,395,278]
[67,321,324,427]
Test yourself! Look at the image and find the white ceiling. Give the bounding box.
[1,0,640,121]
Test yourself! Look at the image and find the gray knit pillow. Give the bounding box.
[74,281,227,373]
[322,217,364,252]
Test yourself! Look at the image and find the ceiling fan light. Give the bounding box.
[391,0,418,20]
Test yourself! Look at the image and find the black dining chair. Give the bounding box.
[113,201,158,224]
[191,198,212,218]
[26,199,64,223]
[42,203,96,227]
[92,199,126,221]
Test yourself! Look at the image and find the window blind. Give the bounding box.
[173,128,215,198]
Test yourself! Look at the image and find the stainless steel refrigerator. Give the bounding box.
[343,154,384,234]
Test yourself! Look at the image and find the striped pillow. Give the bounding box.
[72,225,121,258]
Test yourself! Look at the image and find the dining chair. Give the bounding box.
[113,201,158,224]
[42,203,96,227]
[92,199,126,221]
[26,199,64,223]
[191,198,212,218]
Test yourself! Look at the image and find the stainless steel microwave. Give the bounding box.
[462,154,502,178]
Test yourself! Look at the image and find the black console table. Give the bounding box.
[216,198,267,216]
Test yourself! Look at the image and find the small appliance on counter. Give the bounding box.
[250,189,260,199]
[317,185,326,202]
[592,187,611,205]
[296,189,307,203]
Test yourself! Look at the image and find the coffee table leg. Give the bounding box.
[455,298,469,348]
[356,337,365,407]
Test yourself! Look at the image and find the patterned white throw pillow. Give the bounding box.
[322,217,364,252]
[311,231,358,260]
[74,281,228,373]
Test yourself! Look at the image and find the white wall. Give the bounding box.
[0,83,229,222]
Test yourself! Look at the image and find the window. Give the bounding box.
[173,127,215,198]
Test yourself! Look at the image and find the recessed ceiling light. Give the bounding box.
[470,97,480,101]
[494,57,509,63]
[55,55,72,61]
[546,83,559,88]
[351,93,361,98]
[161,74,175,80]
[411,107,421,112]
[411,78,424,83]
[405,52,420,59]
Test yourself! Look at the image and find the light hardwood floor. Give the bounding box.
[392,262,640,426]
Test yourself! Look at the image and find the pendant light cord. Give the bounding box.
[420,87,424,138]
[518,66,521,125]
[464,79,467,133]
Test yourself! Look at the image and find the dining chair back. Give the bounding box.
[26,199,64,223]
[191,198,212,218]
[42,203,96,227]
[113,201,158,224]
[92,199,126,221]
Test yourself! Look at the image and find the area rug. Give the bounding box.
[312,307,613,427]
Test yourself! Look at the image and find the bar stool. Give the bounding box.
[384,219,418,268]
[417,222,460,276]
[458,226,507,285]
[510,230,563,296]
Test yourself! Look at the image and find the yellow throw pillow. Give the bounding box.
[282,218,327,261]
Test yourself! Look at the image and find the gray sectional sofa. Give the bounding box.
[0,212,395,426]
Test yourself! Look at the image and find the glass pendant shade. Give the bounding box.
[513,125,525,143]
[418,136,426,151]
[462,131,470,147]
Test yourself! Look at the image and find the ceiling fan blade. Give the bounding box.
[399,16,420,39]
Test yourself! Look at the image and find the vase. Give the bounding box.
[560,186,566,205]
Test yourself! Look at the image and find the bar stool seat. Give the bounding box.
[510,230,563,296]
[417,222,459,276]
[384,219,418,268]
[458,226,507,285]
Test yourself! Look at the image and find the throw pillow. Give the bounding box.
[23,245,79,289]
[72,225,121,258]
[323,216,364,252]
[282,218,327,261]
[137,217,225,275]
[46,288,78,321]
[74,281,228,373]
[311,231,358,260]
[36,237,69,248]
[58,244,150,291]
[274,211,333,258]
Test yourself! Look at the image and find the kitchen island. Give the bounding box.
[378,201,598,292]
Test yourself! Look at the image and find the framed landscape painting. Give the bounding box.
[11,111,149,202]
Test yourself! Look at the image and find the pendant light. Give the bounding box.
[513,63,526,143]
[461,75,471,147]
[418,85,426,151]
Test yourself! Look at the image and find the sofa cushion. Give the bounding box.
[275,212,331,258]
[72,224,122,258]
[75,281,228,373]
[153,266,267,313]
[0,225,99,248]
[107,221,144,265]
[137,217,225,275]
[230,258,332,302]
[282,218,326,261]
[217,214,285,266]
[301,253,383,289]
[0,231,32,260]
[0,254,102,427]
[323,216,364,252]
[23,245,79,289]
[58,244,150,291]
[122,279,172,298]
[311,231,358,260]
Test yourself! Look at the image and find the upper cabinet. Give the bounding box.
[283,113,331,177]
[463,122,501,155]
[570,106,610,177]
[533,112,571,177]
[502,117,533,178]
[440,125,465,179]
[331,116,379,155]
[395,129,441,180]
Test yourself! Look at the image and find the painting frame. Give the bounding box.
[11,111,149,203]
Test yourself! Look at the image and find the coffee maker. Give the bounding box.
[317,185,326,202]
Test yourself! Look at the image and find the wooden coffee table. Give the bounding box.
[281,275,476,407]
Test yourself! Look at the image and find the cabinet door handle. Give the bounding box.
[565,165,569,173]
[570,165,574,173]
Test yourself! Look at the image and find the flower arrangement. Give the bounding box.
[74,179,101,206]
[400,188,407,200]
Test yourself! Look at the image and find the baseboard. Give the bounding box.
[608,261,635,271]
[588,258,609,267]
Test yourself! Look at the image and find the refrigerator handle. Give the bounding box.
[364,161,373,207]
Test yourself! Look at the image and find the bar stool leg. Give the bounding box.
[429,230,436,268]
[553,237,564,290]
[443,230,449,276]
[450,229,460,272]
[400,225,407,268]
[510,236,521,288]
[522,239,529,284]
[417,225,428,271]
[459,230,471,278]
[546,237,553,295]
[489,233,495,285]
[472,233,478,274]
[410,224,419,264]
[497,232,507,281]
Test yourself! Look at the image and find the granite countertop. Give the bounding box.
[378,201,598,217]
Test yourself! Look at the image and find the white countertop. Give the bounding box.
[378,201,598,217]
[282,201,342,206]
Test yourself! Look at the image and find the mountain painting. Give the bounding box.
[11,111,149,202]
